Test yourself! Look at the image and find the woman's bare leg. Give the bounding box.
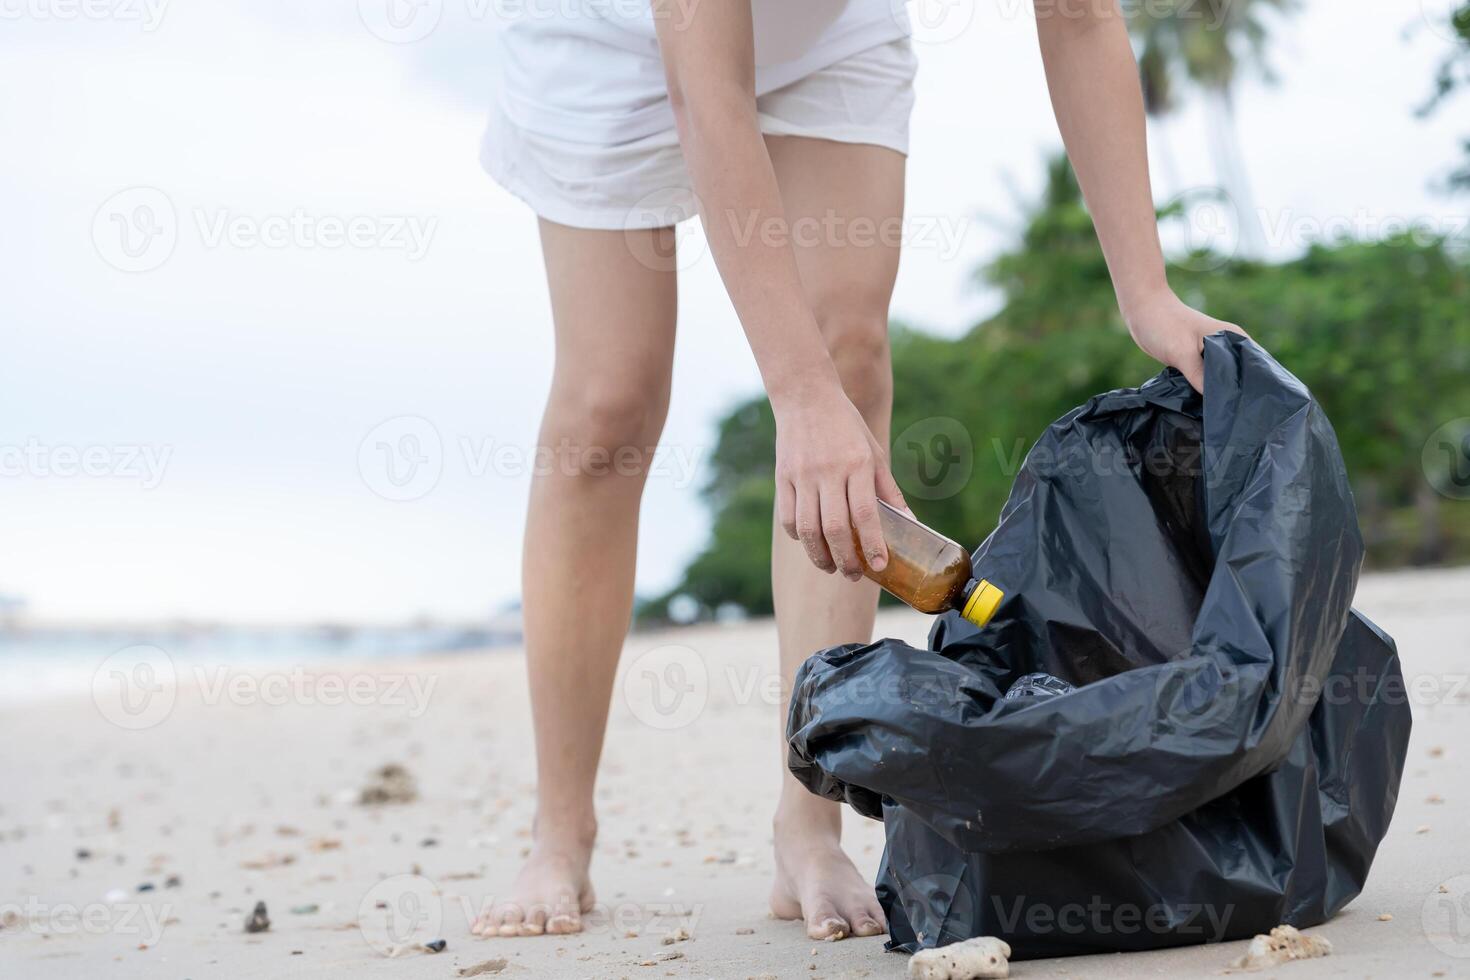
[763,135,904,940]
[474,219,678,938]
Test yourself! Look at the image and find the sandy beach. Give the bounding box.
[3,566,1468,979]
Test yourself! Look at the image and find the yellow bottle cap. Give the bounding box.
[961,579,1004,628]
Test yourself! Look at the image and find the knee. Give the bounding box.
[544,377,671,475]
[819,310,893,422]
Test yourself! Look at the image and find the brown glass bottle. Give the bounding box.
[855,501,1004,627]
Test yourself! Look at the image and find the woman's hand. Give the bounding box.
[1124,289,1249,394]
[773,381,908,580]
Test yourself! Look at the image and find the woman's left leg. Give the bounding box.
[763,134,905,940]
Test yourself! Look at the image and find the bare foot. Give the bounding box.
[769,814,887,941]
[472,830,596,938]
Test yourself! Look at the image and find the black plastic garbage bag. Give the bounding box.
[787,333,1411,959]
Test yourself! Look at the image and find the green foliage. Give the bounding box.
[1127,0,1301,95]
[639,157,1470,623]
[1420,1,1470,193]
[1180,235,1470,499]
[665,475,777,614]
[1421,1,1470,115]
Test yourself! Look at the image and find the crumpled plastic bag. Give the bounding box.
[787,333,1411,959]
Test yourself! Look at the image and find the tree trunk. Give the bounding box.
[1412,480,1447,566]
[1147,114,1182,200]
[1202,87,1268,259]
[1357,475,1384,560]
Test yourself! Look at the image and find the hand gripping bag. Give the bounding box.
[787,333,1411,958]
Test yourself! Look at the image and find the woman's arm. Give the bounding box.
[651,0,905,578]
[1035,0,1246,391]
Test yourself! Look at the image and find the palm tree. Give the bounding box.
[1136,24,1183,196]
[1418,1,1470,193]
[1128,0,1302,257]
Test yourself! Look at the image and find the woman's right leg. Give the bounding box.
[473,219,678,938]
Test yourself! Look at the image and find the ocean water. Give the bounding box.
[0,625,520,705]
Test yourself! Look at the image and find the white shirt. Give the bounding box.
[496,0,912,144]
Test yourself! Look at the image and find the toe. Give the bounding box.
[805,903,849,941]
[546,912,581,935]
[518,903,548,937]
[495,904,524,937]
[841,896,887,938]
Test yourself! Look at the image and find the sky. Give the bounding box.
[1,0,1465,625]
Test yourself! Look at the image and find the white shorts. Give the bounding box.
[480,38,918,231]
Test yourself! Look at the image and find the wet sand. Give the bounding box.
[2,567,1467,978]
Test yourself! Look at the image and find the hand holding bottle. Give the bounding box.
[772,380,908,581]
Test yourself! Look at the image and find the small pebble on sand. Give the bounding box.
[244,901,270,934]
[1229,925,1332,971]
[358,764,418,806]
[907,936,1011,980]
